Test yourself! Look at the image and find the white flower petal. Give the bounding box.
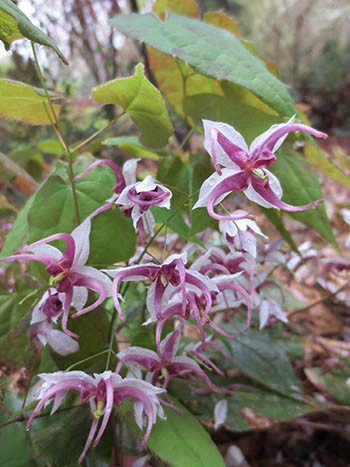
[122,159,140,186]
[238,231,257,258]
[193,168,239,209]
[131,205,142,229]
[29,244,62,260]
[203,119,248,168]
[135,175,157,193]
[78,265,113,296]
[31,290,52,324]
[71,286,88,311]
[134,400,145,429]
[117,184,135,207]
[259,300,270,330]
[132,455,149,467]
[71,218,91,269]
[146,281,158,322]
[118,346,159,363]
[214,399,227,430]
[245,219,268,238]
[159,331,181,358]
[164,252,187,265]
[142,210,155,237]
[46,330,79,355]
[341,209,350,225]
[219,219,238,238]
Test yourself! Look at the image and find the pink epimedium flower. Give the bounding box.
[259,298,288,330]
[116,330,219,392]
[75,158,172,241]
[28,288,79,355]
[28,320,79,356]
[1,219,112,338]
[117,172,172,238]
[105,253,215,324]
[219,210,267,258]
[193,118,327,220]
[26,370,165,463]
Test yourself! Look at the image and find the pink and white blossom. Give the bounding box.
[194,118,327,220]
[27,370,165,463]
[105,253,215,324]
[259,298,288,330]
[219,210,267,258]
[1,219,112,338]
[116,330,219,392]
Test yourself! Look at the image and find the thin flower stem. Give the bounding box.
[163,223,168,262]
[66,147,81,225]
[105,314,118,371]
[178,127,196,152]
[31,42,67,151]
[31,42,81,225]
[71,112,126,154]
[65,349,113,372]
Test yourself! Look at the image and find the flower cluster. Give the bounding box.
[1,118,328,462]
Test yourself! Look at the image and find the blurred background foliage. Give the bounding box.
[0,0,349,215]
[1,0,348,129]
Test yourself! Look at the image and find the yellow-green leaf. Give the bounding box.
[204,10,241,36]
[0,0,67,64]
[0,79,60,125]
[304,144,350,188]
[92,63,173,148]
[104,136,160,160]
[152,0,199,20]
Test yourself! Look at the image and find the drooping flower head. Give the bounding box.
[117,169,172,239]
[26,370,166,463]
[1,219,112,337]
[105,253,215,325]
[75,158,172,242]
[28,288,79,355]
[219,209,267,258]
[194,117,327,220]
[116,330,219,393]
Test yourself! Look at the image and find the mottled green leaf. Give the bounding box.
[36,138,64,155]
[110,13,296,116]
[0,79,60,125]
[0,0,67,63]
[198,390,315,432]
[92,63,173,148]
[222,322,302,397]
